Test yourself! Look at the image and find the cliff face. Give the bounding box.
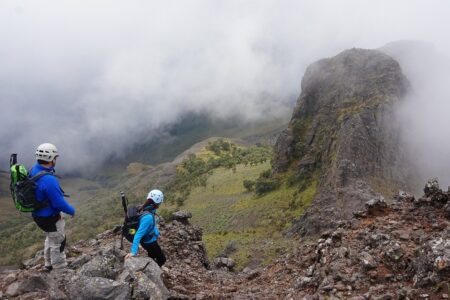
[274,48,414,235]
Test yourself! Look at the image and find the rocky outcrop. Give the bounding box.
[0,212,208,300]
[3,180,450,298]
[165,180,450,298]
[225,179,450,299]
[273,48,415,235]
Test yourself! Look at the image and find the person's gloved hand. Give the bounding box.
[125,253,135,259]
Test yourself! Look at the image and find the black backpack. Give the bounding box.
[9,154,52,213]
[122,206,155,243]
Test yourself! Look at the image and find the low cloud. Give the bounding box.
[1,0,449,173]
[383,41,450,187]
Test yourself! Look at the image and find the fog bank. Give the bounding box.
[1,1,449,173]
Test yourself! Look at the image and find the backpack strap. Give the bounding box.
[140,211,156,237]
[30,170,55,181]
[30,171,68,194]
[29,171,62,209]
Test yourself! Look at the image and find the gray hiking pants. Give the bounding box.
[44,218,67,269]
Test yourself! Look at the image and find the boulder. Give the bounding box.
[5,281,20,297]
[424,178,440,197]
[213,257,235,271]
[5,275,49,297]
[365,197,388,215]
[79,254,120,279]
[123,256,169,298]
[68,254,91,269]
[172,211,192,224]
[66,276,131,300]
[395,191,415,202]
[411,237,450,287]
[133,271,167,300]
[294,276,314,289]
[21,250,44,269]
[359,252,378,271]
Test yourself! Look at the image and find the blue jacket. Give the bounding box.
[30,163,76,217]
[131,211,160,255]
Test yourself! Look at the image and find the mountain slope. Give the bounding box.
[105,112,288,169]
[3,181,450,299]
[0,137,286,267]
[273,48,416,236]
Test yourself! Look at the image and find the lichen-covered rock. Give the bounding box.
[5,281,20,297]
[213,257,235,271]
[276,48,413,236]
[172,211,193,223]
[414,178,449,208]
[78,254,120,279]
[4,274,49,297]
[21,250,44,269]
[66,276,131,300]
[68,254,91,269]
[123,256,152,272]
[0,209,211,300]
[396,190,415,202]
[123,256,169,298]
[49,287,68,300]
[365,197,388,215]
[359,251,378,271]
[411,237,450,287]
[424,178,440,197]
[133,271,166,300]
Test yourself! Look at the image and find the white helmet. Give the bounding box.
[147,189,164,204]
[35,143,59,162]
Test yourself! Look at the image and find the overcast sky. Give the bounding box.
[1,0,450,177]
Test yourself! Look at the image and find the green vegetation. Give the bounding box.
[177,163,317,270]
[164,139,271,207]
[0,137,318,270]
[242,169,281,196]
[162,140,318,270]
[110,112,288,168]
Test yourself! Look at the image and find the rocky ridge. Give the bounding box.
[3,179,450,299]
[0,212,209,300]
[273,48,416,236]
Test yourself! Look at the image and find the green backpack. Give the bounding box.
[9,154,52,213]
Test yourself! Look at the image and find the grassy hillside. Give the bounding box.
[109,112,287,168]
[0,138,316,270]
[162,140,317,270]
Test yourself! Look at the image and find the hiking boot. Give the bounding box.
[43,265,53,272]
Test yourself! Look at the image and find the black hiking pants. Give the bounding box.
[141,240,166,267]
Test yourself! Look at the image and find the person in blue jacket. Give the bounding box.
[31,143,76,271]
[125,189,166,267]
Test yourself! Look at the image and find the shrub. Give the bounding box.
[159,208,176,222]
[260,169,272,179]
[243,180,255,192]
[255,178,280,196]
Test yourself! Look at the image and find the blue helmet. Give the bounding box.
[147,189,164,204]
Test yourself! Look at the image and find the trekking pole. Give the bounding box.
[9,154,21,216]
[10,154,17,167]
[9,154,17,200]
[121,191,128,214]
[120,191,127,250]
